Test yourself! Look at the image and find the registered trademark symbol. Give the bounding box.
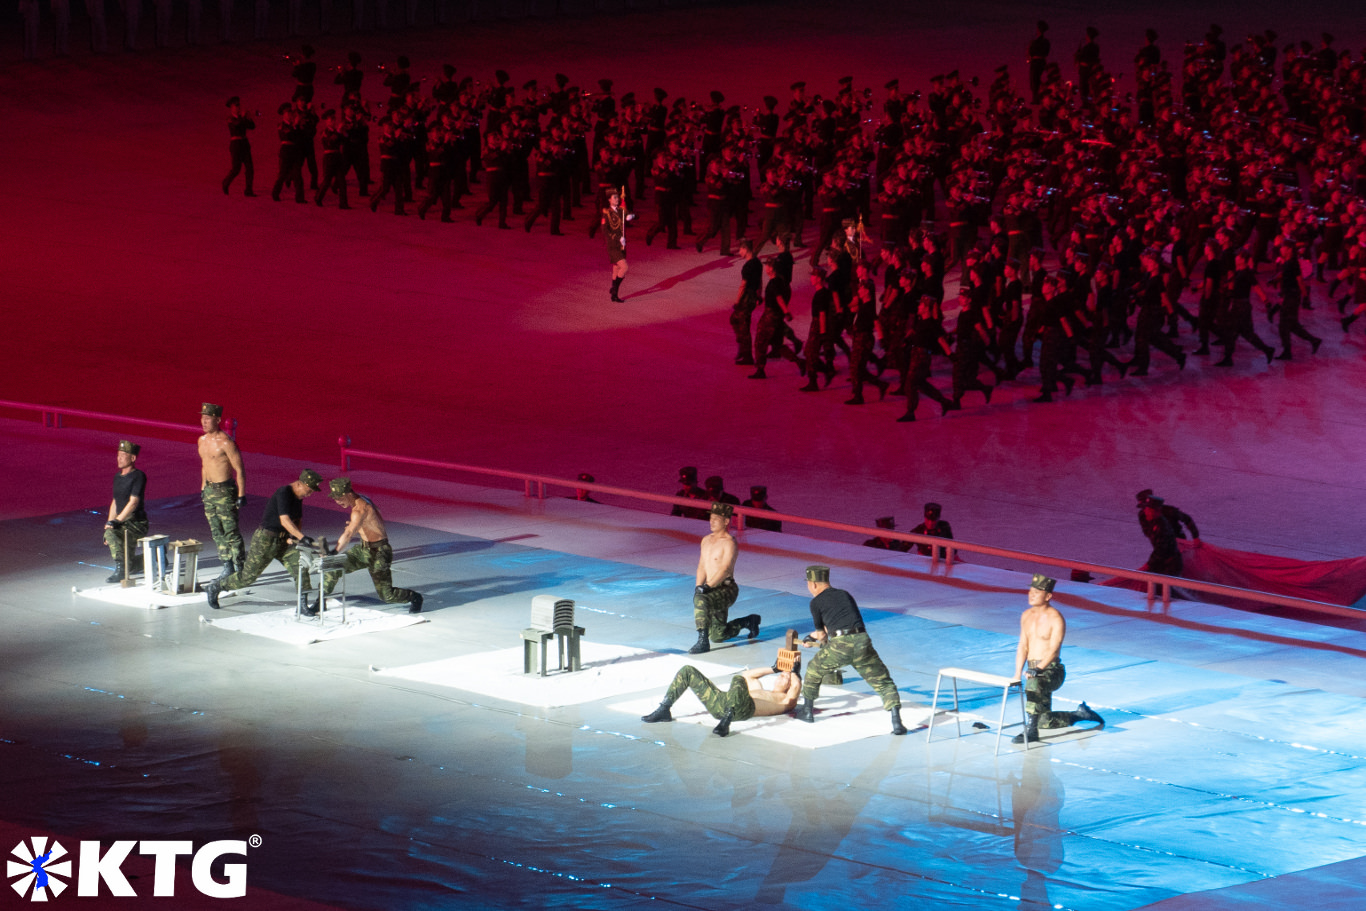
[248,835,262,848]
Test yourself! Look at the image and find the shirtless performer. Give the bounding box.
[1012,574,1104,744]
[319,478,423,613]
[198,403,246,582]
[641,665,803,737]
[688,501,760,654]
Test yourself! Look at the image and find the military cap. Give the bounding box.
[621,92,636,107]
[299,469,323,491]
[321,108,336,120]
[946,69,959,79]
[226,95,240,107]
[704,475,724,492]
[556,72,569,87]
[841,217,856,229]
[201,402,224,417]
[709,501,734,519]
[821,98,837,114]
[924,502,942,518]
[329,477,353,497]
[811,265,827,279]
[885,78,899,90]
[790,81,806,91]
[1135,488,1154,504]
[277,102,292,115]
[1145,29,1158,42]
[1145,495,1165,508]
[1030,574,1056,593]
[875,516,896,529]
[522,79,537,90]
[1085,26,1098,39]
[679,465,698,482]
[994,64,1008,74]
[495,69,510,83]
[763,94,778,109]
[578,472,595,483]
[1323,33,1335,45]
[346,50,361,65]
[750,485,767,499]
[709,90,724,105]
[653,87,667,102]
[118,440,140,456]
[599,78,613,92]
[805,564,831,583]
[394,54,409,68]
[837,75,853,86]
[1208,23,1222,36]
[606,186,621,199]
[442,63,456,77]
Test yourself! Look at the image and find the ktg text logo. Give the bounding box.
[8,835,256,901]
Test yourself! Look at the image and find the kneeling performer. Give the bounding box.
[689,501,760,653]
[320,478,423,613]
[1012,574,1104,743]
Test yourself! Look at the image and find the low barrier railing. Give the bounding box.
[0,400,237,440]
[337,437,1364,622]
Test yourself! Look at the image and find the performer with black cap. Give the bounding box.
[742,485,782,532]
[222,97,256,196]
[103,440,148,584]
[688,502,760,654]
[1139,495,1183,577]
[1012,574,1104,743]
[206,469,323,613]
[1134,489,1199,541]
[670,466,709,520]
[794,565,907,734]
[319,478,423,614]
[863,517,910,552]
[909,502,953,555]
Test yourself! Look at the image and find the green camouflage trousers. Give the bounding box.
[800,632,901,710]
[220,528,305,593]
[1026,660,1080,729]
[202,481,245,566]
[664,666,756,722]
[103,518,149,572]
[693,578,744,641]
[321,539,415,602]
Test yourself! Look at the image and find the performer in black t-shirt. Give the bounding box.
[103,440,148,584]
[207,469,322,612]
[794,565,907,735]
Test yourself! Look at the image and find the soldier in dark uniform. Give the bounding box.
[524,135,565,235]
[473,132,512,229]
[799,267,837,390]
[728,240,762,365]
[749,259,803,379]
[270,104,307,204]
[909,502,953,556]
[694,153,734,256]
[845,280,887,404]
[1129,250,1187,376]
[1075,26,1102,104]
[603,187,633,302]
[382,55,413,114]
[794,565,907,735]
[1139,496,1183,577]
[222,97,256,196]
[335,51,364,106]
[1271,242,1322,360]
[1218,249,1275,365]
[289,44,317,103]
[644,149,681,249]
[103,440,149,584]
[950,283,996,407]
[863,516,911,552]
[670,466,709,520]
[741,485,782,532]
[898,295,958,421]
[1028,21,1051,104]
[1134,490,1199,541]
[292,97,320,191]
[206,469,324,613]
[314,109,349,208]
[340,102,371,196]
[703,476,741,509]
[368,117,407,215]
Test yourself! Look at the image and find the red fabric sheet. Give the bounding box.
[1102,540,1366,610]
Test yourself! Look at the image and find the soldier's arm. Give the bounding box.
[335,503,366,552]
[740,667,771,682]
[280,514,307,542]
[1013,615,1029,680]
[107,497,119,525]
[199,437,208,490]
[695,545,707,587]
[224,439,246,498]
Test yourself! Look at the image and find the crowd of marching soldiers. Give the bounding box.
[223,25,1366,419]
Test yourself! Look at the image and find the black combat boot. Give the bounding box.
[205,580,222,610]
[641,702,674,723]
[215,558,236,583]
[712,709,734,737]
[1011,714,1040,744]
[792,698,815,723]
[741,615,761,639]
[408,592,424,614]
[688,629,710,654]
[1073,701,1104,727]
[889,706,908,735]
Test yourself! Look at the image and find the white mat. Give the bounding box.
[74,581,219,610]
[612,691,931,749]
[203,604,427,645]
[374,643,741,708]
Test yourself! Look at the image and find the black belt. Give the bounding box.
[829,624,865,638]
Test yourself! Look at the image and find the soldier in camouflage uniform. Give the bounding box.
[689,502,760,653]
[641,665,802,737]
[198,403,246,582]
[103,440,149,583]
[206,469,322,612]
[1011,574,1104,744]
[794,565,907,735]
[319,478,423,613]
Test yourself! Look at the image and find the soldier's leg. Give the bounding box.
[661,666,726,719]
[800,639,845,703]
[1027,661,1078,728]
[321,546,366,597]
[222,529,282,592]
[365,542,416,603]
[704,581,739,641]
[847,637,902,710]
[724,676,757,722]
[280,545,309,591]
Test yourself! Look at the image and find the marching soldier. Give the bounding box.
[222,97,256,197]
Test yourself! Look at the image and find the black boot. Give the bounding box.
[106,571,123,584]
[300,590,320,617]
[792,698,815,723]
[206,580,222,610]
[889,706,908,736]
[1011,713,1040,744]
[688,629,710,654]
[712,709,734,737]
[641,702,674,723]
[408,592,424,614]
[735,614,760,639]
[215,558,236,583]
[1342,314,1359,333]
[1073,701,1105,727]
[610,277,623,302]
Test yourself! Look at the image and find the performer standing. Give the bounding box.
[1011,574,1104,743]
[688,502,760,654]
[198,403,246,582]
[794,565,907,735]
[103,440,148,584]
[604,187,633,301]
[221,97,256,197]
[319,478,423,613]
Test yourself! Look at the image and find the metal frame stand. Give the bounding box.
[926,667,1029,756]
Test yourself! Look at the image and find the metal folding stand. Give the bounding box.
[926,667,1029,756]
[295,541,348,624]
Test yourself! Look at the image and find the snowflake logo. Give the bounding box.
[7,837,71,902]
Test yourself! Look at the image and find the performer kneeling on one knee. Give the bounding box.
[642,666,802,737]
[794,564,907,736]
[689,501,760,654]
[1012,574,1104,744]
[320,478,423,614]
